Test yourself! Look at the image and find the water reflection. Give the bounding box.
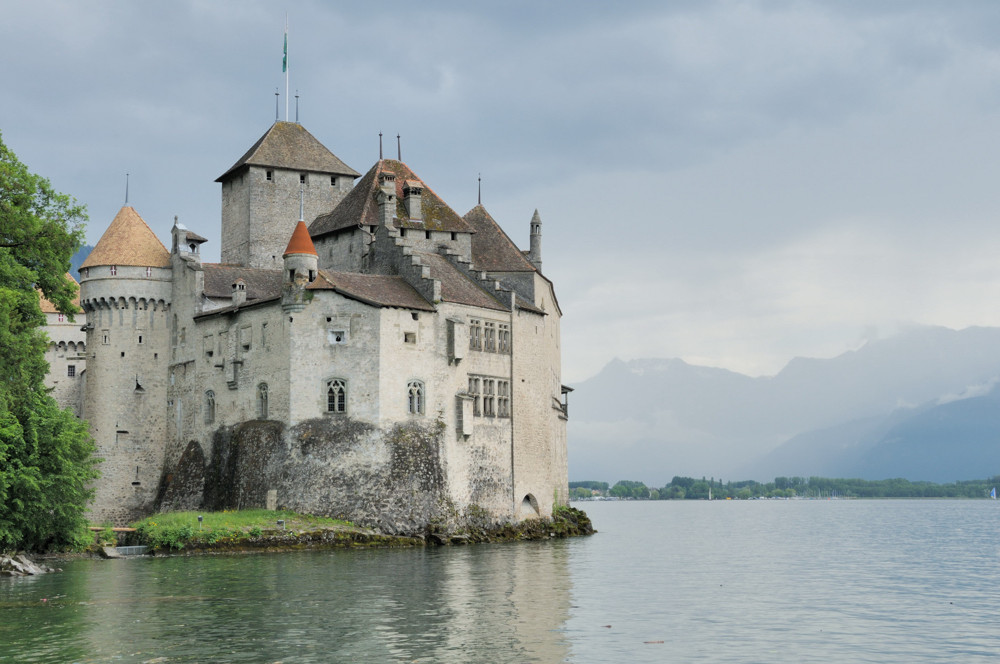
[0,541,572,663]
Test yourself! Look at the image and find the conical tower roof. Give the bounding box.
[216,121,359,182]
[80,206,170,268]
[283,221,318,257]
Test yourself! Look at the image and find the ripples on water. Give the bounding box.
[2,500,999,663]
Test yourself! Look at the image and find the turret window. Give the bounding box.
[300,173,307,184]
[330,176,337,186]
[146,266,152,277]
[110,265,117,276]
[326,379,346,413]
[266,170,273,182]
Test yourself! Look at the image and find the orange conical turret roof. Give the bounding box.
[81,206,170,268]
[283,221,318,257]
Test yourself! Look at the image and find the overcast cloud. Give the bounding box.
[3,1,1000,382]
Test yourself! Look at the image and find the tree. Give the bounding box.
[0,131,97,551]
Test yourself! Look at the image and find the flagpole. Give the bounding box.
[284,15,289,122]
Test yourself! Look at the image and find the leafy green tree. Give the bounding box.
[0,131,97,551]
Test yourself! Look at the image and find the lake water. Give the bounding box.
[3,500,1000,662]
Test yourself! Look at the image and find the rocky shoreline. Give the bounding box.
[1,554,61,576]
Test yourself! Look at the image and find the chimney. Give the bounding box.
[403,181,423,222]
[231,279,247,306]
[377,172,397,229]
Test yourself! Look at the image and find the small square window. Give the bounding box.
[67,365,76,378]
[404,332,416,344]
[328,330,347,345]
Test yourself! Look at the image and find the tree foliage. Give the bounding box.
[0,131,97,551]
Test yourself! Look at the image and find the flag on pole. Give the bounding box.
[282,26,288,72]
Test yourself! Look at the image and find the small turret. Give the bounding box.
[528,209,542,273]
[282,220,318,313]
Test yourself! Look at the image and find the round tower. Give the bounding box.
[281,220,319,313]
[79,206,172,525]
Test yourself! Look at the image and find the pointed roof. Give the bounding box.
[463,204,537,273]
[80,206,170,268]
[216,121,359,182]
[310,159,473,238]
[283,221,318,257]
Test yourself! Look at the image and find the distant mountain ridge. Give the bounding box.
[568,326,1000,484]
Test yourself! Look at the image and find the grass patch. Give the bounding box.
[125,510,354,551]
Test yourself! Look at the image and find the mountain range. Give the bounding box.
[567,325,1000,484]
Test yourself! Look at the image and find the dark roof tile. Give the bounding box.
[216,122,359,182]
[463,204,536,273]
[310,160,472,237]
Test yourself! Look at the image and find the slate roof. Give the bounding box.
[308,271,435,311]
[310,159,473,238]
[202,265,283,302]
[80,206,170,269]
[462,204,536,273]
[39,273,81,314]
[216,121,360,182]
[416,251,508,312]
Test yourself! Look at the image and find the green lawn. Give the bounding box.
[117,510,354,550]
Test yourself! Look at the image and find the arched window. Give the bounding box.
[407,380,425,415]
[257,383,268,419]
[326,379,346,413]
[205,391,216,424]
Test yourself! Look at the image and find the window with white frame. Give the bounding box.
[484,321,496,352]
[407,380,425,415]
[498,380,510,418]
[483,378,496,417]
[327,379,346,413]
[469,376,481,416]
[498,324,511,354]
[469,319,482,351]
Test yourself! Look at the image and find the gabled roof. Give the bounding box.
[80,206,170,269]
[283,221,317,257]
[463,204,537,273]
[216,121,360,182]
[39,273,82,314]
[202,265,283,302]
[416,251,509,312]
[310,159,473,238]
[308,270,435,311]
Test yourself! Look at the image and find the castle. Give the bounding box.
[44,122,570,532]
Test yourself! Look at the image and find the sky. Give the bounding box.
[4,1,1000,383]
